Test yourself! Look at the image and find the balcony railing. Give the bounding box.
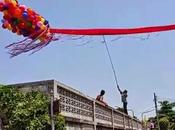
[57,84,142,130]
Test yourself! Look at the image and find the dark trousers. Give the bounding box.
[123,102,128,114]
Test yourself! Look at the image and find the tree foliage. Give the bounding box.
[0,85,66,130]
[147,100,175,130]
[158,101,175,121]
[158,101,175,130]
[159,117,169,130]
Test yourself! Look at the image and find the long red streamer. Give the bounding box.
[50,24,175,35]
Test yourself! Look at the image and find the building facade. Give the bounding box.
[10,79,142,130]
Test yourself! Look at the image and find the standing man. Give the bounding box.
[117,85,128,114]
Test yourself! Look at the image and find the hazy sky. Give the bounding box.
[0,0,175,118]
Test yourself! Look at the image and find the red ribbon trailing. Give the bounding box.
[50,24,175,35]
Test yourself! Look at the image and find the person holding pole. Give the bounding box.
[117,84,128,114]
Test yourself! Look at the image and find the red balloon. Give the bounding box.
[19,22,25,29]
[8,4,17,14]
[19,5,26,12]
[2,24,7,29]
[27,8,34,15]
[3,14,10,20]
[7,3,15,9]
[0,2,4,11]
[14,8,21,17]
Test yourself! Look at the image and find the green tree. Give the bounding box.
[0,85,66,130]
[159,101,175,113]
[159,117,169,130]
[156,100,175,130]
[158,101,175,122]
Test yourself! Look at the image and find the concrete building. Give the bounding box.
[10,79,142,130]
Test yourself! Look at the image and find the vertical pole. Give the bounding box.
[93,101,96,130]
[123,115,126,130]
[51,90,55,130]
[131,118,133,130]
[141,113,144,130]
[112,109,114,130]
[136,121,139,130]
[128,109,134,130]
[154,93,160,130]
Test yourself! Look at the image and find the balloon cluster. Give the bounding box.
[0,0,50,41]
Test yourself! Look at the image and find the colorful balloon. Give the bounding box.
[1,0,175,57]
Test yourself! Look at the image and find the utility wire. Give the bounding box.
[157,96,175,102]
